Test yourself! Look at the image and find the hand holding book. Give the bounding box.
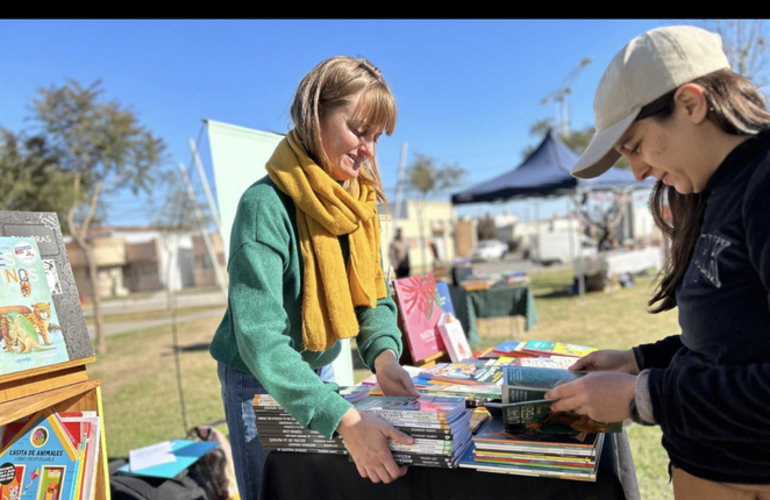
[569,349,640,375]
[545,371,637,424]
[336,408,414,483]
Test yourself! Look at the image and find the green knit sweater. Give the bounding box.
[209,175,403,438]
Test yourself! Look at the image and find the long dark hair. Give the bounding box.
[647,69,770,312]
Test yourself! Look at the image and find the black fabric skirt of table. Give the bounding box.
[258,450,626,500]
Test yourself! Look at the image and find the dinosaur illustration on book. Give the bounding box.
[0,302,60,353]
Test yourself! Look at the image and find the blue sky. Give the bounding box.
[0,19,676,226]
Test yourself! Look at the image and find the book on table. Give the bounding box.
[418,362,503,386]
[519,339,596,358]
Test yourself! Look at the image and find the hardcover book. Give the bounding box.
[0,211,94,376]
[0,409,82,500]
[0,237,72,375]
[393,274,444,362]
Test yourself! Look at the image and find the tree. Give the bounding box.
[477,214,498,241]
[31,79,167,354]
[0,128,93,232]
[695,20,770,87]
[404,153,465,271]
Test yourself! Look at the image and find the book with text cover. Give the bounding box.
[0,237,71,375]
[502,366,587,403]
[393,274,445,362]
[354,396,467,423]
[520,340,596,358]
[501,399,623,435]
[0,409,82,500]
[420,362,503,386]
[0,211,94,376]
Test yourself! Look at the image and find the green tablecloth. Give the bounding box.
[448,284,539,347]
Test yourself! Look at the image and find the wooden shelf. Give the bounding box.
[1,374,110,500]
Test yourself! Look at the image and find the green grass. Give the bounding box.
[86,268,674,498]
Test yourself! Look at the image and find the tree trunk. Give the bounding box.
[79,241,107,355]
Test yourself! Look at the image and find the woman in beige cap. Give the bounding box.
[545,26,770,498]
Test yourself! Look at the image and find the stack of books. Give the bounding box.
[459,417,605,481]
[353,395,474,469]
[457,351,622,481]
[253,386,370,456]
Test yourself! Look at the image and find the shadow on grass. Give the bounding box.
[534,288,574,299]
[161,343,212,356]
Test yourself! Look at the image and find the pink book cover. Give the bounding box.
[393,274,445,362]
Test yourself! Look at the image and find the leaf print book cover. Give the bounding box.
[0,237,70,376]
[394,273,446,362]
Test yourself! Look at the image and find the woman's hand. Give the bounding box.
[374,350,420,397]
[570,349,640,375]
[336,408,414,483]
[545,372,637,424]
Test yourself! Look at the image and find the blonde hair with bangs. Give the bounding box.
[290,56,396,204]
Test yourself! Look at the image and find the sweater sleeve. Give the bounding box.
[227,200,351,439]
[354,281,403,372]
[645,158,770,441]
[633,335,683,370]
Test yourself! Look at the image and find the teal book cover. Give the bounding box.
[0,237,70,376]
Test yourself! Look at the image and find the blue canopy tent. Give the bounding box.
[451,130,652,205]
[450,130,655,300]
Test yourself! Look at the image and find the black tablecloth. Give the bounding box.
[259,432,640,500]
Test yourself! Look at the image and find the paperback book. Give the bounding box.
[519,340,596,358]
[501,400,623,434]
[419,363,503,386]
[502,366,586,403]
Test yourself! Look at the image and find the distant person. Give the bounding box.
[389,228,410,278]
[597,230,618,252]
[210,56,419,497]
[547,26,770,499]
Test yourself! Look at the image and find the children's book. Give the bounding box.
[393,274,445,362]
[354,396,467,423]
[437,314,472,363]
[0,211,94,377]
[0,237,72,375]
[0,409,82,500]
[519,340,596,358]
[502,366,586,403]
[435,281,456,318]
[420,363,504,386]
[492,341,535,357]
[501,400,623,435]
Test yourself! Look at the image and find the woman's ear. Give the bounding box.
[674,83,709,124]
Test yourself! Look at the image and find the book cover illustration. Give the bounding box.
[421,363,503,386]
[0,237,71,376]
[354,396,466,421]
[437,314,471,363]
[435,281,456,317]
[0,211,93,365]
[502,399,623,435]
[520,340,596,358]
[393,274,445,361]
[0,409,81,500]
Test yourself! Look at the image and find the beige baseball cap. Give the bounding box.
[571,25,731,179]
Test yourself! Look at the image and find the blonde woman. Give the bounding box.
[210,56,419,497]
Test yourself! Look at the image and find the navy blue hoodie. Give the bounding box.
[636,128,770,484]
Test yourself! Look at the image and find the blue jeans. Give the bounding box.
[218,362,335,499]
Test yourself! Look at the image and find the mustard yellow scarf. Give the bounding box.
[266,130,387,351]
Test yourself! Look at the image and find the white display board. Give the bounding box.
[207,120,354,386]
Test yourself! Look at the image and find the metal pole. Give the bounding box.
[178,162,228,298]
[189,138,222,234]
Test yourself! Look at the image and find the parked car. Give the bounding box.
[470,239,508,262]
[529,232,597,265]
